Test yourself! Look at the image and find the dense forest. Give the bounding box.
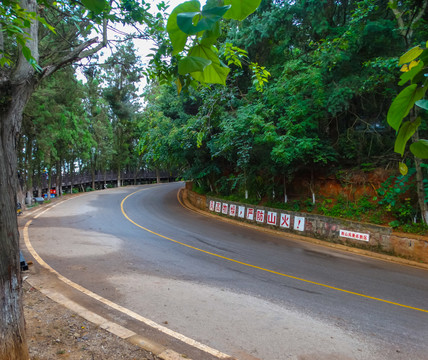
[16,0,428,229]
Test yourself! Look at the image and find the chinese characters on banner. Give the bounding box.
[340,230,369,242]
[267,211,277,225]
[229,204,237,216]
[208,199,368,242]
[280,213,290,228]
[256,209,265,223]
[246,208,254,220]
[222,203,229,215]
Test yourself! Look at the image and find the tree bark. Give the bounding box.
[0,91,31,359]
[412,131,428,223]
[91,163,96,190]
[47,167,52,198]
[0,0,38,356]
[0,0,108,356]
[59,159,64,196]
[70,159,74,194]
[25,135,33,205]
[388,0,428,47]
[56,160,61,197]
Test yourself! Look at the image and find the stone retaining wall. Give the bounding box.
[184,186,428,264]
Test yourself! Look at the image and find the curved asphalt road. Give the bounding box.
[27,183,428,360]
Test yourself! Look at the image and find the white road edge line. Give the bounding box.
[23,190,232,360]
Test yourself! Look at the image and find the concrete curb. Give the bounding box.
[179,188,428,271]
[25,275,190,360]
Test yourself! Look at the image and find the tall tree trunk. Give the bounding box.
[47,167,52,199]
[1,0,107,356]
[25,136,33,205]
[91,165,96,190]
[412,131,428,223]
[0,131,28,359]
[156,168,161,184]
[283,175,288,203]
[59,159,64,196]
[36,168,42,197]
[414,156,428,223]
[117,167,121,187]
[0,96,31,360]
[71,159,75,194]
[56,160,61,197]
[0,0,38,356]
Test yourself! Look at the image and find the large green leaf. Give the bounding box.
[201,22,221,47]
[394,117,421,156]
[176,5,230,35]
[81,0,106,14]
[420,49,428,64]
[167,1,201,55]
[387,84,426,131]
[416,99,428,111]
[202,5,232,17]
[178,56,211,75]
[410,140,428,159]
[398,60,424,86]
[188,45,230,85]
[399,45,423,65]
[176,12,209,34]
[223,0,261,21]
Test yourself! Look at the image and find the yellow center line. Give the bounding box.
[121,188,428,314]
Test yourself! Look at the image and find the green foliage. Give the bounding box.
[387,41,428,162]
[136,0,427,227]
[266,194,385,224]
[0,0,54,70]
[80,0,107,14]
[387,84,426,131]
[223,0,261,21]
[377,168,417,224]
[21,68,96,187]
[395,118,421,156]
[164,0,263,89]
[101,41,142,177]
[167,1,202,55]
[313,195,380,221]
[249,63,270,92]
[188,45,230,85]
[399,222,428,234]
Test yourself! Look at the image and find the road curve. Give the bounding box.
[26,183,428,360]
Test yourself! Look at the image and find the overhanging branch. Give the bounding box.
[41,18,108,79]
